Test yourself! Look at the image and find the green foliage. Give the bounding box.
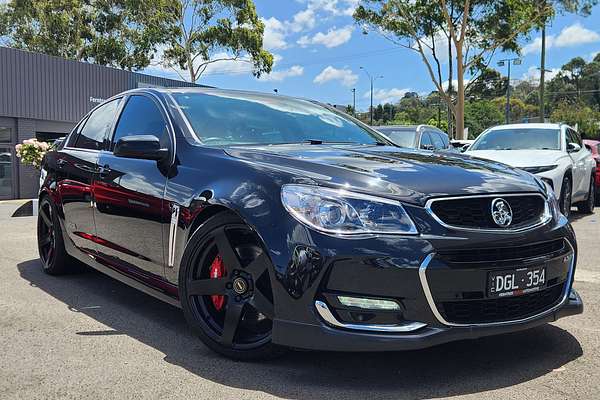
[0,0,171,70]
[427,117,448,131]
[550,102,600,139]
[464,100,504,138]
[160,0,273,82]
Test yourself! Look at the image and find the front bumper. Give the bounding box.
[268,206,583,351]
[273,288,582,352]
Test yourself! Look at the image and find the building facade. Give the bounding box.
[0,46,197,200]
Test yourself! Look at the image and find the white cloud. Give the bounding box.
[262,17,289,50]
[302,0,360,17]
[289,9,316,33]
[298,25,353,48]
[314,66,358,86]
[521,66,560,82]
[364,88,412,104]
[523,23,600,55]
[522,36,545,55]
[260,66,304,82]
[589,51,600,61]
[555,23,600,48]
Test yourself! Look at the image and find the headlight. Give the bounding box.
[544,181,561,220]
[521,165,558,174]
[281,184,418,235]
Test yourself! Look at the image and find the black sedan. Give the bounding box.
[38,88,582,360]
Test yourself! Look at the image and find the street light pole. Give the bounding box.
[351,88,356,117]
[360,67,383,125]
[497,58,521,124]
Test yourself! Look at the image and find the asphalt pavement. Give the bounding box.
[1,200,599,400]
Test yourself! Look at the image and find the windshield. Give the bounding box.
[470,128,561,151]
[376,127,417,148]
[171,91,385,146]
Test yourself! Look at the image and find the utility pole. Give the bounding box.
[351,88,356,117]
[539,24,546,123]
[498,57,521,124]
[360,67,383,125]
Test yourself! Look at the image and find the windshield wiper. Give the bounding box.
[302,139,388,146]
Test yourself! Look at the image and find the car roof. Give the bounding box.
[126,86,306,103]
[486,123,564,131]
[374,125,443,132]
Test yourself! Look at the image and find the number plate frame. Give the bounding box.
[488,266,546,298]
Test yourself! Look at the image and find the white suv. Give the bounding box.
[466,123,596,217]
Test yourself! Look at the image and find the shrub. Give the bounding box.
[15,138,51,170]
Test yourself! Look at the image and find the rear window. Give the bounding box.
[377,128,417,148]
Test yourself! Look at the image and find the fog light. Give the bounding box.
[337,296,400,310]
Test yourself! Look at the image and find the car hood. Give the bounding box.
[466,149,565,168]
[225,144,543,206]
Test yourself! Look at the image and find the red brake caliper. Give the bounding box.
[209,254,226,311]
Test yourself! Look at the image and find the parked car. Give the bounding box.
[39,89,582,360]
[466,123,596,218]
[583,139,600,204]
[374,125,455,152]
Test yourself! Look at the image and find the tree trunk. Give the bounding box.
[447,35,454,138]
[187,54,196,83]
[455,44,466,140]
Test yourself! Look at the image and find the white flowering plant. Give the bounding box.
[15,138,52,170]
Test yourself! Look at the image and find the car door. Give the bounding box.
[58,99,121,253]
[566,128,589,198]
[93,94,171,279]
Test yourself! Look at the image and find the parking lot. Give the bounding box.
[0,200,598,400]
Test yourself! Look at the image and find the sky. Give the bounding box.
[144,0,600,112]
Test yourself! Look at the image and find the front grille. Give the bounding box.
[437,239,566,264]
[429,194,546,230]
[440,284,564,324]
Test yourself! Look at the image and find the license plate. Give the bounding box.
[488,266,546,298]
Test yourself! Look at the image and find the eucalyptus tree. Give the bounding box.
[158,0,273,83]
[0,0,170,70]
[354,0,553,139]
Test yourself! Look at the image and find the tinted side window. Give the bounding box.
[437,131,450,148]
[567,129,581,146]
[111,95,168,149]
[420,132,433,149]
[430,131,445,150]
[74,99,120,150]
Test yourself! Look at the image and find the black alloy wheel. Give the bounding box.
[577,175,596,214]
[179,213,286,360]
[37,196,72,275]
[559,175,572,219]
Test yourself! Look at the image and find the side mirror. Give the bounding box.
[114,135,168,161]
[567,142,581,153]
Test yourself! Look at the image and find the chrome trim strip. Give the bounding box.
[168,204,180,267]
[314,300,427,333]
[418,240,575,327]
[425,193,551,233]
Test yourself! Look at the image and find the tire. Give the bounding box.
[577,175,596,214]
[559,175,572,219]
[179,212,287,360]
[37,195,75,275]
